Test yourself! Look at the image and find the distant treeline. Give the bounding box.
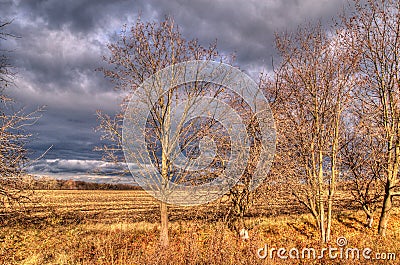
[31,177,141,190]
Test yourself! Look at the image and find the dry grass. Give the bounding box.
[0,190,399,264]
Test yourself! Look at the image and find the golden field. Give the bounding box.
[0,190,399,265]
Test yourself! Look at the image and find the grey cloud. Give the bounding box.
[28,159,133,184]
[11,0,140,33]
[28,158,126,175]
[0,0,349,177]
[144,0,348,69]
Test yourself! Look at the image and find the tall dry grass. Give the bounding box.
[0,190,399,264]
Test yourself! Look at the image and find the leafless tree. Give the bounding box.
[343,0,400,236]
[0,20,16,88]
[342,121,384,228]
[272,22,359,243]
[97,17,236,247]
[224,73,275,235]
[0,20,41,211]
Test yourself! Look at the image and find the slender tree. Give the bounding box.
[0,20,41,210]
[97,17,232,247]
[343,0,400,236]
[342,122,384,228]
[272,22,359,243]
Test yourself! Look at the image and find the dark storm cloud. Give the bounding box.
[143,0,348,69]
[12,0,142,32]
[27,109,105,160]
[0,0,348,179]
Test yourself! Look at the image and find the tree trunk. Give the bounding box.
[159,88,172,248]
[378,192,392,236]
[367,216,373,229]
[326,198,333,243]
[319,199,326,243]
[326,102,339,243]
[160,200,169,247]
[318,149,326,243]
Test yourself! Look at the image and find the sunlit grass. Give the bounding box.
[0,190,399,264]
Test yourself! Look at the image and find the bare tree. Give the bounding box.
[0,20,41,210]
[97,17,234,247]
[226,181,255,233]
[343,0,400,236]
[224,73,275,236]
[342,122,384,228]
[272,22,359,243]
[0,21,14,87]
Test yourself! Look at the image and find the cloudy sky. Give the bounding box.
[0,0,349,182]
